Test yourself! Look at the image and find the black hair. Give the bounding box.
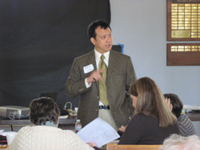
[164,93,183,118]
[87,20,111,40]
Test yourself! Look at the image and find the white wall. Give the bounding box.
[110,0,200,136]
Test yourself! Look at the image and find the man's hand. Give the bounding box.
[86,70,103,83]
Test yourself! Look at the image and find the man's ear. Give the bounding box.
[90,37,96,45]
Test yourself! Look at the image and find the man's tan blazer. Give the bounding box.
[65,50,136,127]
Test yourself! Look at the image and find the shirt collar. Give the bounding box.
[94,49,110,66]
[41,121,57,127]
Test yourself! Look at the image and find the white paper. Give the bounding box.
[6,132,17,145]
[59,115,68,119]
[184,105,200,110]
[77,117,120,147]
[0,131,17,136]
[0,130,4,133]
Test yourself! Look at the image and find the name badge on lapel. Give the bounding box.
[83,64,94,74]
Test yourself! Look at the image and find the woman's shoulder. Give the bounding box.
[134,113,155,118]
[132,113,158,123]
[178,114,188,119]
[178,114,191,122]
[18,125,61,133]
[178,114,194,125]
[133,113,145,118]
[62,129,76,135]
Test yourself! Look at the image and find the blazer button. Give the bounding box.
[78,88,84,92]
[95,109,98,111]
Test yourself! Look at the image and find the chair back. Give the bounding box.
[107,143,161,150]
[107,143,115,150]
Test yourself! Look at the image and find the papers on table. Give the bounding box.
[59,115,68,119]
[0,130,4,134]
[77,117,120,148]
[0,131,17,136]
[183,105,200,111]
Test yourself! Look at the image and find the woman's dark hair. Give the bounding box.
[29,97,60,125]
[87,20,111,40]
[164,93,183,118]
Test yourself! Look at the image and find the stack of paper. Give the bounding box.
[77,117,120,148]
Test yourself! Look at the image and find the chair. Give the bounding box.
[107,143,161,150]
[112,45,123,53]
[107,143,115,150]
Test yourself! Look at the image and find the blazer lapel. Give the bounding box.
[87,51,97,70]
[107,50,117,78]
[86,51,99,87]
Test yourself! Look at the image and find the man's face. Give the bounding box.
[90,26,113,54]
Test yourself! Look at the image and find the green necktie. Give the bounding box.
[99,55,109,106]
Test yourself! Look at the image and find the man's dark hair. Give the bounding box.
[164,93,183,118]
[29,97,60,125]
[87,20,111,40]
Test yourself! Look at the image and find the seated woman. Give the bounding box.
[164,93,196,137]
[160,134,200,150]
[118,77,179,145]
[7,97,97,150]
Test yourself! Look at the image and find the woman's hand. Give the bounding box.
[118,125,126,132]
[87,142,96,147]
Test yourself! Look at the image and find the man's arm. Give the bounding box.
[65,58,103,98]
[65,59,89,98]
[125,56,137,112]
[126,56,137,92]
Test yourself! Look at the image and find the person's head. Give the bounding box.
[87,20,112,54]
[160,134,200,150]
[29,97,60,125]
[164,93,183,118]
[129,77,177,127]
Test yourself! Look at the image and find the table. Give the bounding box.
[0,117,76,131]
[0,113,199,131]
[186,112,200,121]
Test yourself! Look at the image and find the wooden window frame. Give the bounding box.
[167,0,200,41]
[167,43,200,66]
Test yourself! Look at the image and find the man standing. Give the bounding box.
[65,20,136,130]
